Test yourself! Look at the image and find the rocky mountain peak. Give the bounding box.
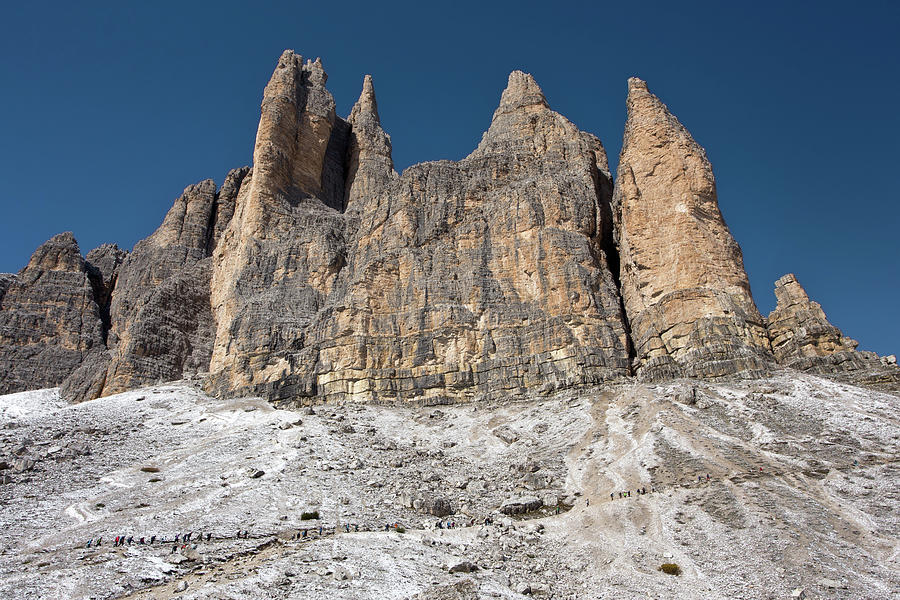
[772,273,811,306]
[1,50,897,404]
[0,232,104,394]
[349,74,380,124]
[345,74,394,208]
[613,78,772,379]
[493,70,549,117]
[627,76,648,92]
[21,232,84,278]
[765,273,883,379]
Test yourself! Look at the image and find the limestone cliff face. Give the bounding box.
[612,78,773,379]
[207,61,631,402]
[1,51,895,402]
[207,51,351,398]
[60,168,249,401]
[0,233,104,393]
[765,274,897,383]
[310,70,630,403]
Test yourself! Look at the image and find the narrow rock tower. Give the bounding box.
[612,78,772,378]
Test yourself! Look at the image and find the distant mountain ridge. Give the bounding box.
[0,50,896,402]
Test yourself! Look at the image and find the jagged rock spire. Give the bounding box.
[20,232,84,278]
[208,51,351,396]
[253,50,339,205]
[768,274,859,362]
[493,70,549,118]
[345,74,395,208]
[349,74,380,123]
[613,78,773,378]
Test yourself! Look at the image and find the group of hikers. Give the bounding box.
[608,486,653,501]
[85,476,731,550]
[85,530,250,549]
[606,473,713,501]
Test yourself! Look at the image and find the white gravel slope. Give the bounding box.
[0,373,897,599]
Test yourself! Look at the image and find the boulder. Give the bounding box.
[500,496,542,515]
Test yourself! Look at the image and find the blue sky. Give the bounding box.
[1,1,897,355]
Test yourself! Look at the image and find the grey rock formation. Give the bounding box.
[62,168,249,401]
[1,51,895,402]
[0,233,104,394]
[208,59,630,403]
[612,78,773,380]
[208,51,351,400]
[766,274,899,386]
[0,274,15,302]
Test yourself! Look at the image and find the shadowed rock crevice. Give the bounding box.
[85,244,128,345]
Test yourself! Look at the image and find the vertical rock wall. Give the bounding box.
[207,63,632,402]
[208,51,351,398]
[612,78,773,379]
[0,233,105,393]
[308,71,631,403]
[1,51,895,402]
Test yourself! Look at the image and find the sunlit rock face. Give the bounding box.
[611,78,773,380]
[207,60,631,403]
[765,273,897,386]
[2,51,897,403]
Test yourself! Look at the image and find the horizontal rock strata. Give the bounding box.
[0,51,895,402]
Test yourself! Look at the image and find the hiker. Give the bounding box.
[127,536,133,545]
[698,475,703,482]
[139,537,145,545]
[97,537,102,546]
[86,539,92,548]
[176,534,181,543]
[642,487,646,495]
[319,526,323,535]
[354,524,359,532]
[150,535,156,544]
[586,498,590,507]
[171,545,177,554]
[113,536,119,547]
[706,474,710,481]
[302,529,307,538]
[243,530,249,538]
[206,533,211,541]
